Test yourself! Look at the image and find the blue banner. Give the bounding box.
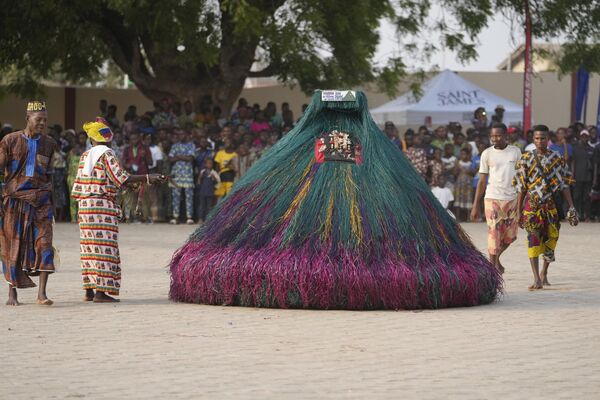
[575,66,589,122]
[597,81,600,130]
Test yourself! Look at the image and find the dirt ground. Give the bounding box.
[1,222,599,399]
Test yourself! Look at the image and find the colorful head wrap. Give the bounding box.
[83,117,114,143]
[27,100,47,114]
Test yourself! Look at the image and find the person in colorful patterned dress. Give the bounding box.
[0,101,58,306]
[72,118,166,303]
[513,125,578,291]
[168,130,196,224]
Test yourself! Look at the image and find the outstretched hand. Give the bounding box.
[149,174,169,185]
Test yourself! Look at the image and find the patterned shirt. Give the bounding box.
[168,142,195,188]
[405,147,428,178]
[0,131,57,207]
[513,149,574,205]
[71,149,130,202]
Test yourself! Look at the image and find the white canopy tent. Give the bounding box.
[370,70,523,126]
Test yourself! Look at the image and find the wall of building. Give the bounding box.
[1,71,599,133]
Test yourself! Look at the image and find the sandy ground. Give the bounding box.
[1,222,599,399]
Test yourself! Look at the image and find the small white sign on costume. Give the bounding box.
[321,90,356,102]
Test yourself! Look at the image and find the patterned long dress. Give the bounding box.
[71,148,129,295]
[453,160,474,209]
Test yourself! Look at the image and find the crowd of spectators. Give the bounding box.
[386,106,600,222]
[0,101,598,224]
[0,97,308,224]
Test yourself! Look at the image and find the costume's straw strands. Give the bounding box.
[169,91,502,309]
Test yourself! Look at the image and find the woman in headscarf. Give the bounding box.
[72,118,166,303]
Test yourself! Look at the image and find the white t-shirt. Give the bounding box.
[431,186,454,209]
[524,143,536,152]
[149,145,164,169]
[479,144,522,200]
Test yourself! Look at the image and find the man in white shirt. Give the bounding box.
[471,122,522,274]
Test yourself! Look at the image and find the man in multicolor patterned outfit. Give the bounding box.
[471,122,522,274]
[169,130,196,224]
[513,125,578,290]
[0,101,57,306]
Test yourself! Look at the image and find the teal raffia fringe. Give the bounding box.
[169,90,502,309]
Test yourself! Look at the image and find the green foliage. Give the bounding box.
[0,0,598,106]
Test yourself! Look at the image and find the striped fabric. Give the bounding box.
[79,198,121,295]
[72,146,130,296]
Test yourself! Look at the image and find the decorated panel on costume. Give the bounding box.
[314,130,362,164]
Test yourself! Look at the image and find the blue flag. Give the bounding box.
[575,66,589,122]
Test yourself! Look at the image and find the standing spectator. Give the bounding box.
[123,105,138,123]
[282,102,294,129]
[50,144,68,222]
[168,130,196,224]
[431,126,452,151]
[588,126,599,149]
[384,122,403,150]
[421,132,436,159]
[143,133,164,223]
[441,143,457,187]
[105,104,120,129]
[472,107,488,132]
[153,98,176,128]
[138,114,156,136]
[452,133,467,157]
[214,138,238,200]
[179,101,196,128]
[427,148,443,186]
[493,105,505,123]
[470,142,488,221]
[507,126,526,151]
[265,101,283,130]
[431,175,454,216]
[99,99,108,118]
[404,132,428,180]
[123,131,153,222]
[250,111,271,134]
[123,109,138,137]
[111,131,127,162]
[453,148,474,221]
[66,132,87,222]
[550,127,573,162]
[236,144,256,178]
[196,158,220,223]
[571,130,594,221]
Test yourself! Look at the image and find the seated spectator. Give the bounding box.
[139,114,156,136]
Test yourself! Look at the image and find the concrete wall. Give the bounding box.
[1,71,599,132]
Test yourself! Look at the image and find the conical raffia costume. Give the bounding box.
[169,91,502,309]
